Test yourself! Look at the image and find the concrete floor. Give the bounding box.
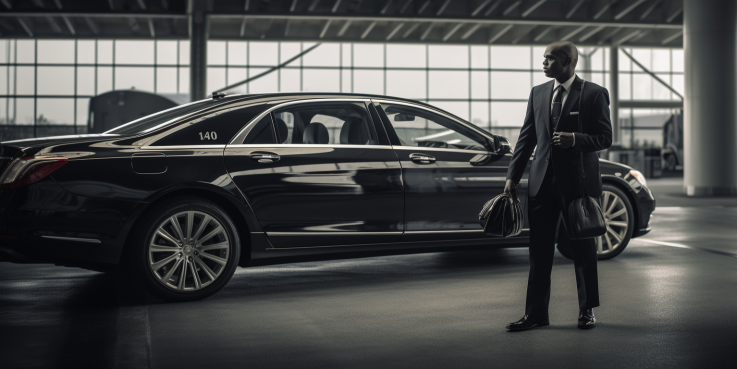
[2,177,736,368]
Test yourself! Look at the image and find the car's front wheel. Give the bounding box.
[556,183,635,260]
[127,197,241,301]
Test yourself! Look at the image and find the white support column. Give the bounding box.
[684,0,737,196]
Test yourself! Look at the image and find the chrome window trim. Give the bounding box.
[225,144,395,150]
[229,98,374,145]
[391,146,488,154]
[42,236,102,244]
[141,145,227,150]
[370,98,496,144]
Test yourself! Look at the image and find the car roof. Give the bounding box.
[212,92,433,108]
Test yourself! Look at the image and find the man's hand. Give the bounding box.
[504,179,517,194]
[550,132,574,148]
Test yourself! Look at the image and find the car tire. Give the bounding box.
[556,183,635,261]
[126,196,241,302]
[665,154,677,171]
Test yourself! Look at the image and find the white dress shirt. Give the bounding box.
[550,73,577,146]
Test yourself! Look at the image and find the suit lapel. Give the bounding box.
[558,76,582,131]
[542,80,554,137]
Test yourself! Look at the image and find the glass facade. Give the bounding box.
[0,39,683,149]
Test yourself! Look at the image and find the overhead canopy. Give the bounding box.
[0,0,683,47]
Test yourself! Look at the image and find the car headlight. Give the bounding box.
[629,170,648,188]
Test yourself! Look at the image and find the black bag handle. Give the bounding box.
[578,78,587,199]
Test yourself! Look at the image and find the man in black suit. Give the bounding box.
[504,41,612,330]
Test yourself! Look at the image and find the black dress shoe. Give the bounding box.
[578,308,596,329]
[506,315,549,331]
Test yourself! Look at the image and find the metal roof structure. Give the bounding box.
[0,0,684,47]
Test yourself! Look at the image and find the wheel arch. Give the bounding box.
[120,184,255,267]
[601,176,640,234]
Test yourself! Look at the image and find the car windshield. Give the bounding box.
[104,100,213,135]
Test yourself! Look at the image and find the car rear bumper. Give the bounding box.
[0,177,144,267]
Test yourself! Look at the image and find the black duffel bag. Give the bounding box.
[479,191,524,237]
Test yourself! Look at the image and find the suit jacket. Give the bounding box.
[507,76,613,199]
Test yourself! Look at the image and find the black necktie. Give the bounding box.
[551,85,564,132]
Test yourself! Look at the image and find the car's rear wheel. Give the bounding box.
[556,184,635,260]
[128,197,240,301]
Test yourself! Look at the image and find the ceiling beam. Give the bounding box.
[205,14,682,30]
[53,0,75,35]
[666,7,682,23]
[337,19,351,36]
[417,0,431,14]
[136,0,147,10]
[489,24,513,43]
[533,25,554,41]
[484,0,504,16]
[521,0,547,18]
[566,0,585,19]
[45,16,62,33]
[319,19,331,38]
[461,23,482,40]
[386,22,404,40]
[502,1,522,16]
[579,24,606,42]
[381,0,394,14]
[661,29,683,45]
[402,22,420,38]
[308,0,320,12]
[614,0,647,20]
[436,0,451,16]
[147,18,155,37]
[332,0,341,13]
[163,0,169,10]
[639,0,660,20]
[290,0,299,12]
[597,26,622,44]
[240,17,247,36]
[442,23,463,41]
[1,0,11,9]
[360,20,376,39]
[472,0,492,17]
[284,19,292,37]
[561,24,587,41]
[511,26,535,44]
[127,17,140,32]
[420,22,435,40]
[84,17,98,34]
[17,18,33,37]
[614,29,641,44]
[399,0,413,14]
[593,0,617,20]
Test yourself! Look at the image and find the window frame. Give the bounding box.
[229,98,391,147]
[372,99,493,153]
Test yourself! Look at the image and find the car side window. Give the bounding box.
[273,101,379,145]
[379,103,487,151]
[153,104,268,146]
[242,114,276,145]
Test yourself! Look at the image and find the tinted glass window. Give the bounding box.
[379,103,487,151]
[273,102,378,145]
[153,104,267,146]
[243,115,276,144]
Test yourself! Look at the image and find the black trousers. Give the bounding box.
[525,162,600,318]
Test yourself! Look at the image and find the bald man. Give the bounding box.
[504,41,612,330]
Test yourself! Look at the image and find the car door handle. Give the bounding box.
[409,153,436,164]
[250,152,280,163]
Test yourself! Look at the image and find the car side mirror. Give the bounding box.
[489,135,512,155]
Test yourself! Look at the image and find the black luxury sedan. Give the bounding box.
[0,93,655,301]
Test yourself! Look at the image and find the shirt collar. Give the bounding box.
[554,73,577,92]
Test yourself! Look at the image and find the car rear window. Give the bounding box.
[105,100,215,135]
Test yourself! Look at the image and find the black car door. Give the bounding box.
[373,100,518,242]
[224,99,403,248]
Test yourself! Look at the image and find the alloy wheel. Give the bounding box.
[596,190,629,256]
[148,211,230,292]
